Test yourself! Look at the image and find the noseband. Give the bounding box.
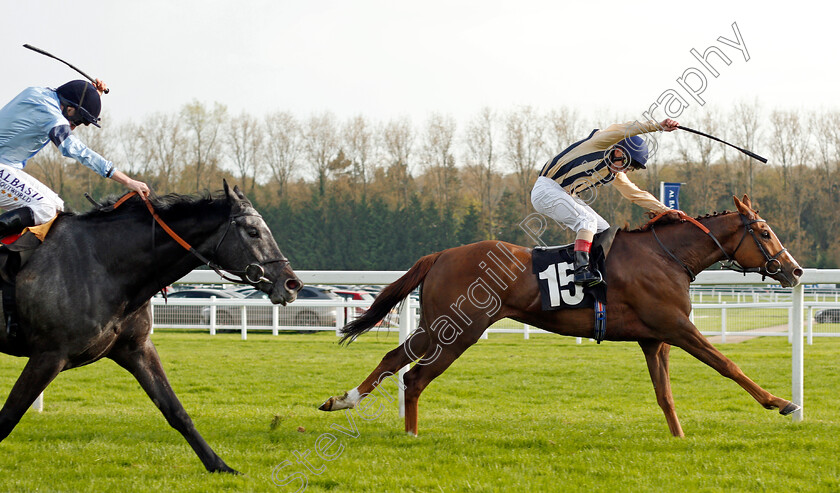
[113,192,289,287]
[648,211,788,281]
[209,211,289,285]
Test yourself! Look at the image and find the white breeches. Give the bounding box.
[0,165,64,224]
[530,176,610,233]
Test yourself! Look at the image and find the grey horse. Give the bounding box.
[0,181,301,473]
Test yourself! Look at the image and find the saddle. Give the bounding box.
[531,226,618,343]
[0,218,56,341]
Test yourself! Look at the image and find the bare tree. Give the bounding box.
[302,112,340,197]
[380,116,415,208]
[115,120,153,178]
[181,101,227,192]
[730,100,762,197]
[503,105,545,214]
[464,107,503,238]
[264,111,301,198]
[673,108,723,211]
[545,107,583,152]
[139,112,186,194]
[342,115,376,196]
[226,111,264,194]
[419,112,458,214]
[769,109,812,254]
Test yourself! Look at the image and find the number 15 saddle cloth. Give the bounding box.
[531,226,618,342]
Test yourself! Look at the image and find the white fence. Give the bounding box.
[161,268,840,422]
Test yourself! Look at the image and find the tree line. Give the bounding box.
[23,100,840,269]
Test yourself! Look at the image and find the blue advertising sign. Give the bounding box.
[661,182,682,210]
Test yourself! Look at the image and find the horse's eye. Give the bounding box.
[247,228,260,238]
[761,231,771,239]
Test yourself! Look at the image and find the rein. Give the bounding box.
[111,192,289,286]
[644,210,787,281]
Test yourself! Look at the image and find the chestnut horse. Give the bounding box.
[320,196,803,437]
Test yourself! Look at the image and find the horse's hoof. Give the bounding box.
[319,397,335,411]
[780,402,801,416]
[212,464,240,475]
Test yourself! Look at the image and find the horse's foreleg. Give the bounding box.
[665,319,798,415]
[109,340,237,474]
[639,340,683,437]
[0,353,65,441]
[320,322,431,412]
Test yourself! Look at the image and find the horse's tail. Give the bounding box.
[339,251,443,345]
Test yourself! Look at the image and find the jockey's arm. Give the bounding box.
[589,120,662,148]
[49,125,150,197]
[49,125,115,178]
[110,170,151,197]
[612,172,670,213]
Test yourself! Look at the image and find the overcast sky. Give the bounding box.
[1,0,834,129]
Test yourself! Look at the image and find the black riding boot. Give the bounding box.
[573,250,601,286]
[0,207,35,239]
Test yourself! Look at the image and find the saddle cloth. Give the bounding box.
[532,244,607,311]
[531,226,616,311]
[531,227,617,343]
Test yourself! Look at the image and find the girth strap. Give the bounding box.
[594,300,606,343]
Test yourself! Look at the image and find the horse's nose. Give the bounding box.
[793,267,803,278]
[285,278,303,293]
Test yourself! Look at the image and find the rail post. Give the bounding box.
[209,296,216,335]
[398,298,414,418]
[791,283,804,422]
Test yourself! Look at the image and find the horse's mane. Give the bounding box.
[622,210,738,233]
[69,190,228,220]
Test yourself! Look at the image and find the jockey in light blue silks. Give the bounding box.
[0,79,150,237]
[531,118,680,286]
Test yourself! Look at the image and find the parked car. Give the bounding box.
[814,308,840,323]
[240,285,339,327]
[333,289,375,319]
[154,288,244,326]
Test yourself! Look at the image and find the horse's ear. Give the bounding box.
[233,184,246,200]
[733,195,755,217]
[742,194,753,210]
[223,179,236,204]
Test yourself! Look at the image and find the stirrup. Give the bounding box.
[574,269,603,287]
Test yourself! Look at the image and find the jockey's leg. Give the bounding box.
[0,166,64,233]
[0,207,35,238]
[573,230,600,286]
[572,200,610,285]
[531,177,607,285]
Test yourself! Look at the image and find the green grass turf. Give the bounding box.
[1,332,838,492]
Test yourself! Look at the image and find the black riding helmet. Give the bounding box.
[55,80,101,127]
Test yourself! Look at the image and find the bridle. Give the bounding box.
[647,211,788,282]
[112,192,289,287]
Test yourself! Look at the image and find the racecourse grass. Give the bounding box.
[1,331,838,492]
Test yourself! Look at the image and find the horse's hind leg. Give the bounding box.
[402,330,483,436]
[665,319,798,415]
[109,338,237,474]
[0,353,65,441]
[320,321,431,412]
[639,340,684,437]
